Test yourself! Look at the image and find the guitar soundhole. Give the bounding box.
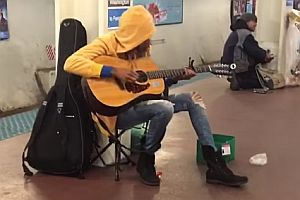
[124,70,149,93]
[136,70,148,83]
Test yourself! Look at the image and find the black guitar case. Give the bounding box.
[22,18,96,178]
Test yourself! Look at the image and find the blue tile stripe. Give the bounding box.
[0,109,38,141]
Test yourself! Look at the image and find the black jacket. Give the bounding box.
[222,19,267,72]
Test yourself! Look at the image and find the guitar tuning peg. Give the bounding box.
[188,57,195,71]
[230,63,237,70]
[191,60,194,67]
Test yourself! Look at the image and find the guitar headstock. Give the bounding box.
[209,63,236,76]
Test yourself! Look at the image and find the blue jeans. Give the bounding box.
[117,100,174,154]
[169,93,216,151]
[117,93,216,154]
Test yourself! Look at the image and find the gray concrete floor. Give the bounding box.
[1,77,300,200]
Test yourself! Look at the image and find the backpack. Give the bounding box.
[255,65,285,90]
[22,18,96,178]
[233,29,252,73]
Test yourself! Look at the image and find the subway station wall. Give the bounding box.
[0,0,55,112]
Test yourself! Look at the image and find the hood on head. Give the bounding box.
[115,5,156,53]
[230,18,250,31]
[230,13,257,31]
[240,13,257,23]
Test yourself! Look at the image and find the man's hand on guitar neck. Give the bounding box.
[174,67,196,81]
[111,68,139,83]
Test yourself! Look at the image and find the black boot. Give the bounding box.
[202,145,248,187]
[136,152,160,186]
[229,71,240,91]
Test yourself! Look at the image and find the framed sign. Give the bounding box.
[133,0,183,25]
[0,0,9,40]
[108,0,131,7]
[107,8,128,29]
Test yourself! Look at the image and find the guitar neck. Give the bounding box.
[146,65,213,80]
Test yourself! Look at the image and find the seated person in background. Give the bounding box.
[222,13,274,90]
[64,5,248,187]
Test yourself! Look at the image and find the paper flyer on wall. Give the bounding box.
[0,0,9,40]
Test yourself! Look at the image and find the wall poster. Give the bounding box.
[231,0,256,24]
[0,0,9,40]
[133,0,183,25]
[232,0,247,16]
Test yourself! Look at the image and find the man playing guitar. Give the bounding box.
[64,5,248,187]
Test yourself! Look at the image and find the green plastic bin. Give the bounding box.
[131,123,148,151]
[196,134,235,164]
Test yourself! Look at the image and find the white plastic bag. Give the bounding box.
[249,153,267,166]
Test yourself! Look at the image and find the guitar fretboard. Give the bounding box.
[146,64,216,79]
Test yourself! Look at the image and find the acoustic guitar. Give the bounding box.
[87,56,234,116]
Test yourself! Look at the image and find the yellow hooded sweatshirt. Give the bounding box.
[288,9,300,23]
[64,5,156,135]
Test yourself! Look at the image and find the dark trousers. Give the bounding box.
[236,70,261,89]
